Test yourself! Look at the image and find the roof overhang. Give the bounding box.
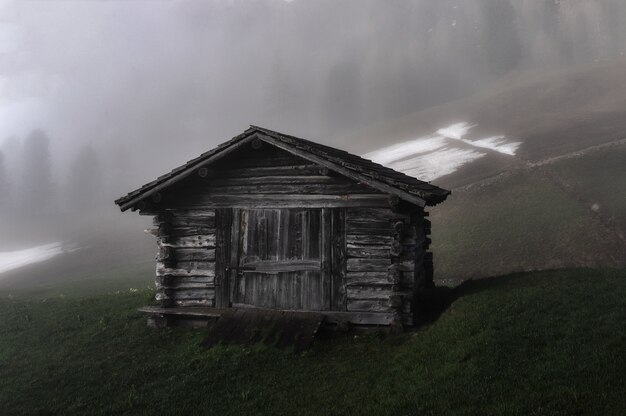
[115,126,451,212]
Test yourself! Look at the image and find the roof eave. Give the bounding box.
[115,126,453,212]
[115,130,258,211]
[253,132,427,208]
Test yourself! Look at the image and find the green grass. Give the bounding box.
[546,143,626,233]
[431,155,626,281]
[0,260,154,299]
[1,268,624,415]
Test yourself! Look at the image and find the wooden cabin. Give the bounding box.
[115,126,450,329]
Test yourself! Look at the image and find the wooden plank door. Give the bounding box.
[229,208,330,311]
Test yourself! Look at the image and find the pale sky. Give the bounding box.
[2,0,625,168]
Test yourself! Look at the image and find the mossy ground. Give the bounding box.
[0,268,624,415]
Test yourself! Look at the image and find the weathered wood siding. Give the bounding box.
[143,142,430,325]
[344,207,428,326]
[153,209,217,307]
[157,144,391,209]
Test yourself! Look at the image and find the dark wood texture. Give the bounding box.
[214,208,232,308]
[131,136,440,328]
[116,126,451,213]
[330,208,346,311]
[154,209,217,308]
[138,305,396,326]
[231,208,326,311]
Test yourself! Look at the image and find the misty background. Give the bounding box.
[1,0,626,288]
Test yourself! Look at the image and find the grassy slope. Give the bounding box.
[0,208,155,296]
[431,144,626,282]
[545,144,626,236]
[0,268,624,415]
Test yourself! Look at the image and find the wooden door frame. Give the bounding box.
[214,208,235,308]
[214,207,346,311]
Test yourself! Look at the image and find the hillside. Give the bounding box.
[345,61,626,281]
[0,268,624,415]
[431,141,626,282]
[3,61,626,289]
[347,60,626,188]
[0,209,155,296]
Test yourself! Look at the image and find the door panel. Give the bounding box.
[231,208,326,310]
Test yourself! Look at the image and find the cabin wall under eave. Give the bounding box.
[153,209,217,307]
[138,143,435,325]
[145,203,431,325]
[155,143,390,210]
[344,207,427,326]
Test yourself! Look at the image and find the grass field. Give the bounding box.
[0,268,624,415]
[431,172,623,281]
[430,143,626,282]
[546,143,626,235]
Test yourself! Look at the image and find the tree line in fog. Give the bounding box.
[0,129,129,217]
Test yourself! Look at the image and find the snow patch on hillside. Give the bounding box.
[390,148,485,180]
[0,242,68,275]
[465,136,521,156]
[364,135,447,165]
[436,122,475,140]
[363,122,521,181]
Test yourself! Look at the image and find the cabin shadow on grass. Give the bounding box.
[413,271,542,329]
[199,272,540,350]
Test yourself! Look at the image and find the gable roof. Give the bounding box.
[115,126,451,211]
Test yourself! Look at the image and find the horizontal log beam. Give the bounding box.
[346,235,394,246]
[137,306,395,326]
[239,260,321,273]
[174,248,216,262]
[346,271,399,286]
[202,184,367,195]
[346,223,395,236]
[170,289,215,300]
[167,209,216,217]
[169,217,216,228]
[346,208,411,222]
[158,235,216,248]
[157,275,215,286]
[159,281,215,290]
[346,258,391,272]
[347,300,392,313]
[346,286,393,300]
[174,299,213,307]
[165,227,215,237]
[346,246,390,258]
[218,164,323,178]
[210,175,344,186]
[156,263,215,278]
[175,194,391,209]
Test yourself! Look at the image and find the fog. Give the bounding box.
[1,0,626,258]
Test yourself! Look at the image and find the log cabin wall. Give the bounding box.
[344,207,429,326]
[153,209,217,307]
[143,142,430,325]
[160,142,392,210]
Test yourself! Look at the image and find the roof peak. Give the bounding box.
[115,126,450,211]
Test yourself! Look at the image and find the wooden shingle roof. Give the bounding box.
[115,126,450,211]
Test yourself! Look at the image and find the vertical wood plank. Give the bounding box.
[258,215,268,259]
[321,208,332,310]
[214,208,232,308]
[229,208,242,305]
[331,208,347,311]
[293,271,303,310]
